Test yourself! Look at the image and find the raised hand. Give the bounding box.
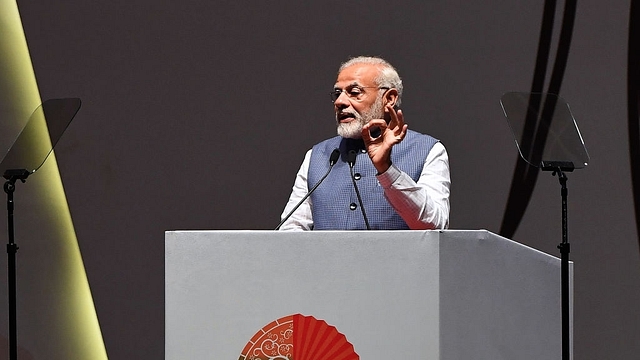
[361,105,408,174]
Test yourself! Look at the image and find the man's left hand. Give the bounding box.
[361,105,408,174]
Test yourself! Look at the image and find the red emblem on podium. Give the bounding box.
[239,314,359,360]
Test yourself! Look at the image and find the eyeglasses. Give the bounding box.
[330,85,389,102]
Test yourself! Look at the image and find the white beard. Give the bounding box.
[336,97,384,139]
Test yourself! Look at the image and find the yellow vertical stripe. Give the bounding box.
[0,1,108,358]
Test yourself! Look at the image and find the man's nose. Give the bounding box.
[334,91,350,109]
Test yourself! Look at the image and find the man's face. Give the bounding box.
[333,64,385,139]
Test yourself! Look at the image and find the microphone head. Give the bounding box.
[347,150,357,167]
[329,149,340,166]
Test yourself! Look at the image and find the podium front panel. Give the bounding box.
[166,230,441,359]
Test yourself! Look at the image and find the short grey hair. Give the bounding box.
[339,56,403,106]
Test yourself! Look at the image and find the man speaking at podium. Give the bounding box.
[278,56,450,231]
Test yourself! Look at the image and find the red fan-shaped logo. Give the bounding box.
[239,314,359,360]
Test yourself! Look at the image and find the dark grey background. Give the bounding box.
[3,0,639,358]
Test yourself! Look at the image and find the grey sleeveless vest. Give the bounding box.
[308,130,438,230]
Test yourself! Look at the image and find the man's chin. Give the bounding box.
[337,124,363,139]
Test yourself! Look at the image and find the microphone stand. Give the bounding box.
[276,149,340,230]
[347,150,370,230]
[3,169,31,360]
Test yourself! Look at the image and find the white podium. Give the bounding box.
[165,230,572,359]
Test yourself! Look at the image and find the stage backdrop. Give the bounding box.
[0,0,638,359]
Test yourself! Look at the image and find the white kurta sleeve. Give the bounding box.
[278,149,314,230]
[376,142,450,229]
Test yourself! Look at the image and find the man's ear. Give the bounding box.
[383,88,399,109]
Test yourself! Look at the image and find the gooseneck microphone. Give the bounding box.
[275,149,340,230]
[347,150,371,230]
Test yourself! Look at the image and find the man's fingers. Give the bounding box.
[396,109,405,128]
[362,119,387,141]
[386,105,398,127]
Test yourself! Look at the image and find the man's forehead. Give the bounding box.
[334,64,379,86]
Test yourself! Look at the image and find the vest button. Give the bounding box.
[353,173,361,180]
[349,203,357,210]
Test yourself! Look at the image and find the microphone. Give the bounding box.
[347,150,371,230]
[275,149,340,230]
